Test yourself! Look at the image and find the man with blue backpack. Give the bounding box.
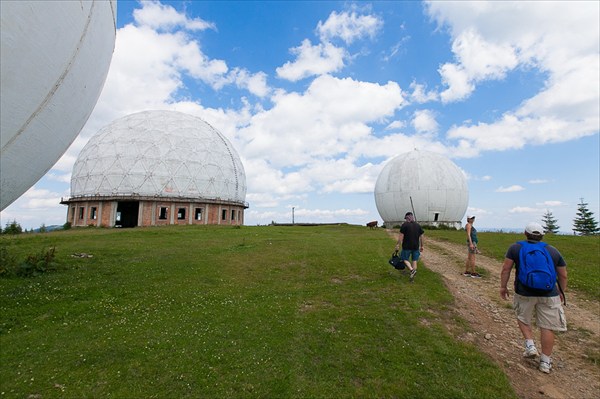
[499,222,567,374]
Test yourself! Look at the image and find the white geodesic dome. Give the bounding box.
[374,150,468,227]
[70,110,246,203]
[0,0,116,210]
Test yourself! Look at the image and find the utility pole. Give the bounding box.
[292,207,295,225]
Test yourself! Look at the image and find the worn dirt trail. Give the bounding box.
[387,230,600,399]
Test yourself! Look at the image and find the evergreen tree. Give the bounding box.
[3,220,23,235]
[541,210,559,234]
[573,198,599,236]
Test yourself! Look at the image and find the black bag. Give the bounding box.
[388,251,405,270]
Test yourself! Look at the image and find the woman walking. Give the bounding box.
[464,215,481,278]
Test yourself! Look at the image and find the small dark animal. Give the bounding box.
[366,221,378,229]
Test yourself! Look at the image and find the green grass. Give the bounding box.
[425,229,600,301]
[0,225,521,398]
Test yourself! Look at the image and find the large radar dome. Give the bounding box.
[70,110,247,203]
[374,150,468,228]
[0,0,116,210]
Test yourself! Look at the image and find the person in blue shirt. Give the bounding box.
[499,222,567,374]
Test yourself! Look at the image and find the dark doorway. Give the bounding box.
[116,201,139,228]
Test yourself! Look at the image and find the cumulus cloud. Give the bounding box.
[276,40,346,81]
[411,109,439,134]
[537,201,564,207]
[316,10,383,44]
[509,206,539,214]
[409,81,438,103]
[495,185,525,193]
[427,1,599,152]
[239,75,405,168]
[439,28,518,102]
[133,0,216,31]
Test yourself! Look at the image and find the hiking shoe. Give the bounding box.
[409,269,417,282]
[470,272,482,278]
[539,360,552,374]
[523,345,539,358]
[462,271,471,276]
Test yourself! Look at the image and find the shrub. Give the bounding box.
[16,247,57,277]
[0,244,18,276]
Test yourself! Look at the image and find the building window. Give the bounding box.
[222,209,227,220]
[159,207,168,220]
[434,213,439,222]
[195,208,203,220]
[177,208,186,220]
[79,207,85,220]
[91,207,97,220]
[231,209,236,220]
[71,207,76,221]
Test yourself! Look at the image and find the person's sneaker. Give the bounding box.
[523,345,539,358]
[539,360,552,374]
[409,269,417,282]
[462,271,471,276]
[470,272,482,278]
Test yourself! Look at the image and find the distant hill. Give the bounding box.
[33,225,63,233]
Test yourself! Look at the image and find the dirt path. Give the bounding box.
[388,230,600,399]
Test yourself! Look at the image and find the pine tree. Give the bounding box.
[573,198,599,236]
[541,210,559,234]
[3,220,23,235]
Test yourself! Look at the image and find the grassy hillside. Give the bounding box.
[0,224,558,398]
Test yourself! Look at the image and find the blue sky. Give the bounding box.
[1,0,599,233]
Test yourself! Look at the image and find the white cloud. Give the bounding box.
[409,81,438,103]
[239,75,405,168]
[316,10,383,44]
[439,28,517,102]
[133,0,216,31]
[411,109,439,134]
[276,40,346,81]
[495,185,525,193]
[438,63,473,103]
[294,207,369,218]
[385,120,406,130]
[427,1,599,152]
[537,201,564,207]
[509,206,539,214]
[529,179,548,184]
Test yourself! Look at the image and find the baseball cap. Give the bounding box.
[467,215,475,219]
[525,222,544,235]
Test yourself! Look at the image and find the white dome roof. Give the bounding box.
[70,110,246,203]
[374,150,468,225]
[1,0,116,210]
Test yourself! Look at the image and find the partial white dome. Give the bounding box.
[374,150,468,227]
[70,110,246,204]
[1,0,116,210]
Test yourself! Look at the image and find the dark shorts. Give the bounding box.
[400,249,420,262]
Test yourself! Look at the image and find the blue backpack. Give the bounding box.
[517,241,556,292]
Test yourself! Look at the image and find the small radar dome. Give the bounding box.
[374,150,468,228]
